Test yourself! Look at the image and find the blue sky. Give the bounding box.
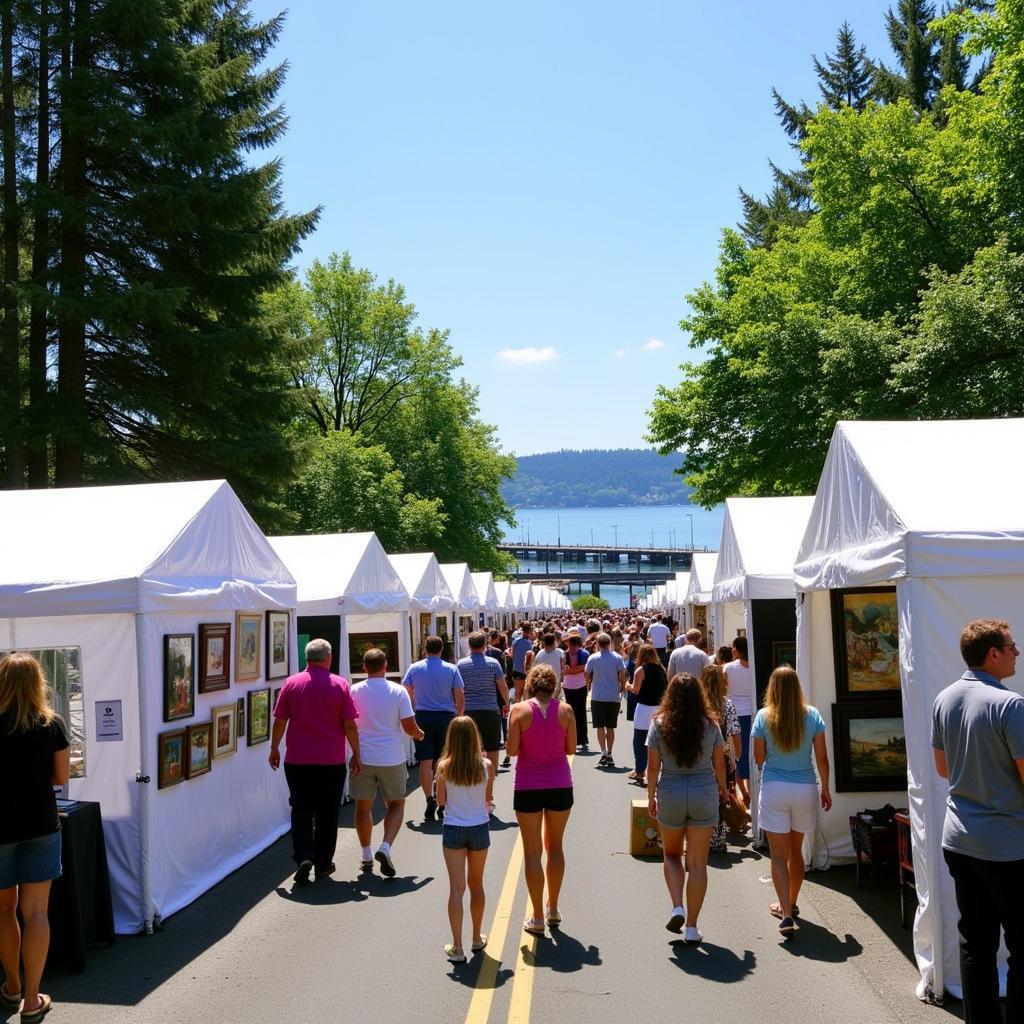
[248,1,893,455]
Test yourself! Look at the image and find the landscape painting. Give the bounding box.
[831,588,901,699]
[833,703,908,792]
[266,611,289,679]
[247,687,271,745]
[348,632,400,681]
[236,612,262,682]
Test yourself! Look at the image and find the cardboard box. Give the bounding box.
[629,798,663,857]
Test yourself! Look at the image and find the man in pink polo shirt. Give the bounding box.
[269,638,362,884]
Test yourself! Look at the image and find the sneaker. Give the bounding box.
[293,859,313,885]
[359,858,373,874]
[375,845,396,878]
[315,862,336,880]
[597,753,609,766]
[684,926,703,946]
[605,756,615,768]
[425,795,437,821]
[501,755,511,768]
[666,910,685,933]
[580,742,589,751]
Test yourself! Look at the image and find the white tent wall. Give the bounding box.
[4,613,143,931]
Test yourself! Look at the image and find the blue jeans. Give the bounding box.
[633,729,648,775]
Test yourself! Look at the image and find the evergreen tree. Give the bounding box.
[872,0,940,110]
[813,21,876,110]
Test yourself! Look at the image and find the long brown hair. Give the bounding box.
[763,666,806,752]
[700,663,727,725]
[0,653,55,734]
[636,643,660,669]
[655,674,712,768]
[436,716,485,787]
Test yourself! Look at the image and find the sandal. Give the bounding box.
[2,985,22,1013]
[545,907,561,927]
[769,901,799,919]
[444,944,467,963]
[778,916,797,937]
[523,917,545,936]
[20,994,52,1024]
[471,934,488,952]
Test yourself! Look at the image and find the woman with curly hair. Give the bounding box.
[751,666,831,937]
[700,664,742,852]
[646,673,727,945]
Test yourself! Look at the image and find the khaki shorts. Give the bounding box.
[349,762,408,802]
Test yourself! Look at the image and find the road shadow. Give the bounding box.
[445,951,515,990]
[708,848,763,870]
[521,928,601,973]
[354,872,433,898]
[777,917,864,962]
[274,876,369,906]
[668,940,756,982]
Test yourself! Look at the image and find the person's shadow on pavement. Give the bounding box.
[521,928,601,973]
[668,940,756,983]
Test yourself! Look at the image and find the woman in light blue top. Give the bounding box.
[751,667,831,937]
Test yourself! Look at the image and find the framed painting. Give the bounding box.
[348,632,401,682]
[235,611,262,682]
[266,610,290,680]
[163,634,195,722]
[212,702,237,758]
[198,623,231,693]
[772,640,797,670]
[272,687,282,712]
[247,687,271,746]
[185,722,213,779]
[236,696,245,736]
[831,588,901,700]
[157,729,186,789]
[833,703,908,792]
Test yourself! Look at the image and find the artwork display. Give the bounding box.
[185,722,213,778]
[212,702,237,758]
[832,703,908,792]
[198,623,231,693]
[272,687,282,712]
[266,611,290,680]
[235,612,262,682]
[158,729,186,789]
[772,640,797,670]
[348,632,401,680]
[236,696,245,736]
[247,687,271,745]
[831,588,901,699]
[163,634,195,722]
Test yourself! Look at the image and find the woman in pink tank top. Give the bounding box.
[507,663,576,935]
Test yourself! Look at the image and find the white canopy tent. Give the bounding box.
[493,580,515,630]
[268,532,410,680]
[685,552,719,648]
[439,562,480,658]
[794,418,1024,1003]
[389,552,456,661]
[712,495,815,837]
[0,481,295,934]
[471,572,498,627]
[673,572,691,625]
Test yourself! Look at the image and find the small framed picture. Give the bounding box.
[158,729,187,789]
[198,623,231,693]
[247,688,271,746]
[236,696,245,736]
[212,702,237,758]
[772,640,797,670]
[235,611,262,682]
[163,634,195,722]
[266,610,290,680]
[833,702,908,792]
[831,587,901,700]
[185,722,213,779]
[272,687,282,712]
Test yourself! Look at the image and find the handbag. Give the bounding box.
[721,796,750,832]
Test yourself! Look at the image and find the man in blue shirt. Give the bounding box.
[403,635,465,821]
[457,631,508,810]
[932,618,1024,1022]
[585,632,628,767]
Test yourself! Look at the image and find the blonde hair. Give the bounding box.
[0,653,55,734]
[524,663,557,698]
[763,666,806,753]
[636,643,660,668]
[436,716,485,787]
[700,663,727,724]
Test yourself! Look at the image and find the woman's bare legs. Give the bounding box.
[660,825,686,909]
[466,849,488,944]
[766,829,804,919]
[0,887,20,998]
[18,881,52,1012]
[542,809,571,917]
[683,826,714,927]
[516,810,546,922]
[443,847,468,950]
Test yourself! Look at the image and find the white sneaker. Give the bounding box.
[684,926,703,946]
[666,909,685,933]
[375,844,396,877]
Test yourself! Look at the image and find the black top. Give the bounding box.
[636,662,668,706]
[0,712,70,843]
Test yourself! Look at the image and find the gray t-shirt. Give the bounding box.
[931,670,1024,861]
[585,649,625,702]
[667,644,710,681]
[645,716,723,781]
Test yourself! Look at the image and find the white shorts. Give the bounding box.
[759,780,818,835]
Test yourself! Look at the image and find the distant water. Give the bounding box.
[503,504,724,609]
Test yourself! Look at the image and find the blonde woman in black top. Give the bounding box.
[626,644,668,786]
[0,653,70,1024]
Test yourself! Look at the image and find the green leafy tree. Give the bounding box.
[571,595,610,611]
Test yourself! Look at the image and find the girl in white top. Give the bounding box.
[436,716,491,963]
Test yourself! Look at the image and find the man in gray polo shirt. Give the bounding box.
[585,632,627,767]
[932,618,1024,1022]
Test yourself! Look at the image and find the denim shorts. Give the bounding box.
[0,830,63,888]
[442,823,491,851]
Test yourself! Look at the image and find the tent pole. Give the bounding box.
[134,613,156,935]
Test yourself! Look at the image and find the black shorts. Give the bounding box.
[591,700,621,729]
[466,709,501,752]
[513,787,574,813]
[414,710,454,761]
[512,671,527,681]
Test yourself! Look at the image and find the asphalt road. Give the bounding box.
[41,741,963,1024]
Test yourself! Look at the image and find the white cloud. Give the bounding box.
[643,337,666,351]
[496,346,558,365]
[614,348,627,358]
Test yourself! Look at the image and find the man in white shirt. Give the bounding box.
[350,648,424,877]
[647,614,671,666]
[533,631,565,698]
[667,629,711,680]
[724,636,755,805]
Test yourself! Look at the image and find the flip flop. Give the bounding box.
[444,944,467,963]
[1,986,21,1012]
[20,994,52,1024]
[769,902,799,919]
[545,908,561,927]
[523,917,545,936]
[778,916,797,937]
[471,934,488,952]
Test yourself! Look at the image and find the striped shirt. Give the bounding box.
[456,653,505,712]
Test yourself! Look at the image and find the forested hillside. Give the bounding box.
[501,449,690,507]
